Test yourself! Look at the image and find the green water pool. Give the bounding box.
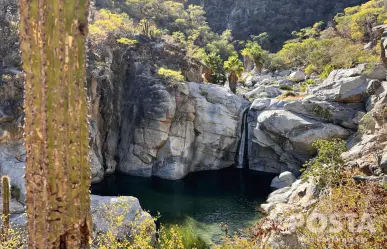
[91,167,275,244]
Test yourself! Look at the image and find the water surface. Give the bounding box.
[91,168,275,243]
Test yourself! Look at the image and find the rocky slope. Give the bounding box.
[248,63,387,247]
[239,64,387,176]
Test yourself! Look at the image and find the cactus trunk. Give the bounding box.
[19,0,91,248]
[228,72,238,93]
[1,176,10,242]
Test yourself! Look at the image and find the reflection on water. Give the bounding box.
[91,167,276,243]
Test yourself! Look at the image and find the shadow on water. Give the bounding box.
[91,167,276,243]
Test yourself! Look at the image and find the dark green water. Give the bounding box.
[91,168,275,243]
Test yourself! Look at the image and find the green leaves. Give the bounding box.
[302,139,347,189]
[241,41,264,68]
[224,56,244,77]
[203,53,226,84]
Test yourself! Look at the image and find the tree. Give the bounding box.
[19,0,92,248]
[203,53,226,85]
[206,30,237,60]
[241,41,264,73]
[224,56,244,93]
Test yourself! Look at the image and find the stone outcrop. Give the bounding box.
[117,81,249,180]
[310,64,386,103]
[91,195,156,240]
[244,85,282,99]
[284,99,365,129]
[244,98,351,174]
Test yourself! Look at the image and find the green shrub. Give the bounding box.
[157,224,209,249]
[157,68,185,86]
[359,113,376,134]
[304,64,317,75]
[320,65,335,79]
[203,53,226,84]
[302,139,347,189]
[241,41,264,70]
[92,197,155,249]
[300,79,316,92]
[279,85,293,91]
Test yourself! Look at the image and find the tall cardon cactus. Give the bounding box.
[19,0,92,248]
[1,175,10,242]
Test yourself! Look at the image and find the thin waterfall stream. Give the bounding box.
[237,107,251,169]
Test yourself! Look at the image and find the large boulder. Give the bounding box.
[244,101,301,174]
[7,195,155,243]
[289,71,305,82]
[357,63,387,80]
[311,74,368,103]
[270,172,296,190]
[310,64,386,103]
[90,195,156,240]
[244,85,282,99]
[284,99,365,129]
[245,107,351,174]
[256,110,351,159]
[245,74,274,87]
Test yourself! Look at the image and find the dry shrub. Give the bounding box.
[296,179,387,249]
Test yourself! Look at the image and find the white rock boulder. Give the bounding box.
[270,172,296,189]
[289,71,305,82]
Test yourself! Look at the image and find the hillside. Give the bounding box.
[188,0,368,51]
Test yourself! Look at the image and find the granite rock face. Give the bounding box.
[245,105,351,174]
[117,81,249,180]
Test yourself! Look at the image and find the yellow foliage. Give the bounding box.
[116,38,138,46]
[336,0,387,42]
[92,197,155,249]
[90,9,134,44]
[157,68,185,83]
[0,222,26,249]
[158,226,185,249]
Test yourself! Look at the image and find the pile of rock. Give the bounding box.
[242,63,387,175]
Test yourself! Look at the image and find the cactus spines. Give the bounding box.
[1,175,10,242]
[19,0,92,248]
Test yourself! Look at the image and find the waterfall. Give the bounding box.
[237,107,250,169]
